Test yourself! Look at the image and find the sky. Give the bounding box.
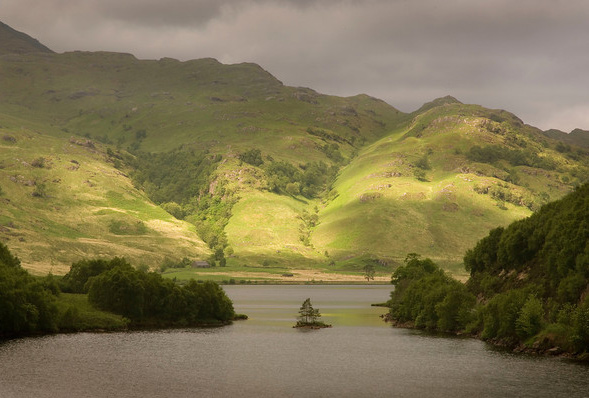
[2,0,589,132]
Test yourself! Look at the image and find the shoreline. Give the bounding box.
[381,313,589,363]
[0,316,247,342]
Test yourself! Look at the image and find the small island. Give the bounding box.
[294,298,331,329]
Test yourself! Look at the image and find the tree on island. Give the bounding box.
[295,298,331,328]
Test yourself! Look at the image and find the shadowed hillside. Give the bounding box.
[0,21,53,55]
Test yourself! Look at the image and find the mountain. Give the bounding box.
[543,128,589,149]
[0,21,587,276]
[312,102,588,274]
[0,21,53,55]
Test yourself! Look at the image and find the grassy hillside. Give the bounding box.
[313,103,588,276]
[0,22,587,276]
[0,115,209,274]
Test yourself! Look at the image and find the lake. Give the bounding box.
[0,285,587,397]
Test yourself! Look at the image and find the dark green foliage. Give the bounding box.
[388,254,475,332]
[185,192,237,257]
[459,184,589,352]
[60,257,131,293]
[467,144,556,170]
[413,168,427,182]
[266,161,300,193]
[298,209,319,246]
[0,243,58,336]
[306,127,351,146]
[161,201,185,219]
[464,227,503,274]
[88,265,145,319]
[130,149,234,255]
[414,155,431,170]
[515,294,545,340]
[266,160,337,198]
[465,183,589,302]
[473,182,548,211]
[238,148,264,166]
[85,260,235,324]
[363,264,375,281]
[159,257,191,272]
[31,182,47,198]
[131,149,220,206]
[319,143,344,164]
[0,242,20,268]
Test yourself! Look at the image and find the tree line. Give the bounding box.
[387,183,589,356]
[0,246,236,338]
[61,258,235,325]
[0,243,58,337]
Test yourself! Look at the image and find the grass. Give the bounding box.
[55,293,129,331]
[161,262,392,284]
[0,47,586,279]
[311,106,579,275]
[0,120,210,274]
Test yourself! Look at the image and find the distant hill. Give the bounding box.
[543,128,589,149]
[412,95,462,114]
[0,21,587,275]
[0,21,53,55]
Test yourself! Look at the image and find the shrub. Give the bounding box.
[31,157,45,168]
[515,295,545,340]
[238,148,264,166]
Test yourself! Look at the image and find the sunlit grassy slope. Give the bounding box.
[1,26,587,277]
[0,115,209,274]
[0,47,405,274]
[312,102,586,276]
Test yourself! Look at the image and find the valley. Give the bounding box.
[0,22,587,278]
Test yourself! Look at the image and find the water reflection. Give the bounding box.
[0,285,587,398]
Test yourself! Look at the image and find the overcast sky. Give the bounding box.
[3,0,589,131]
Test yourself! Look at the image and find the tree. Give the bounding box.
[297,298,321,325]
[238,148,264,166]
[363,264,375,281]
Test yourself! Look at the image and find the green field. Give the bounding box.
[55,293,129,331]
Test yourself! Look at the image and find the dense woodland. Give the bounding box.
[62,257,235,325]
[388,183,589,356]
[0,246,235,338]
[0,243,58,336]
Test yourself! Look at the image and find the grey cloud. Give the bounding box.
[1,0,589,130]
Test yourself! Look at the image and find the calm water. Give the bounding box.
[0,285,587,397]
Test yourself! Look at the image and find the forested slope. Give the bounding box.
[387,184,589,357]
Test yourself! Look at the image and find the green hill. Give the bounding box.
[544,128,589,149]
[313,103,588,275]
[0,114,209,274]
[0,21,587,276]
